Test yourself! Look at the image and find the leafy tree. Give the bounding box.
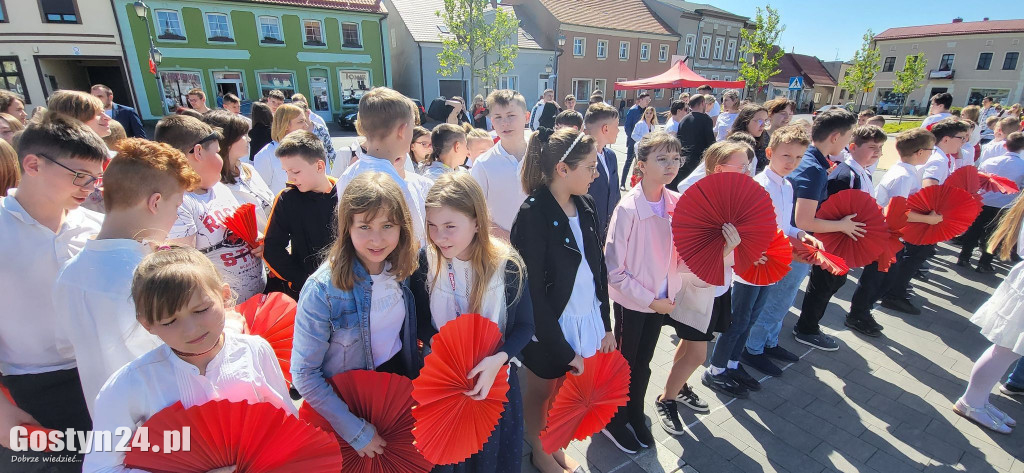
[893,53,926,122]
[436,0,519,99]
[738,5,785,101]
[839,30,881,111]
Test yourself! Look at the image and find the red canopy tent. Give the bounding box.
[614,59,746,91]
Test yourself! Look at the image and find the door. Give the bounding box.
[308,69,331,122]
[538,74,550,96]
[438,79,466,100]
[213,71,245,101]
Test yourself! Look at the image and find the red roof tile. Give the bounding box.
[875,19,1024,41]
[767,53,836,88]
[537,0,677,36]
[245,0,386,14]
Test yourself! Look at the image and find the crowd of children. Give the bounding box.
[1,83,1024,473]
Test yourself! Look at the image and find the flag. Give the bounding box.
[148,58,156,75]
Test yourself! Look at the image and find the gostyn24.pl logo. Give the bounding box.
[9,426,191,454]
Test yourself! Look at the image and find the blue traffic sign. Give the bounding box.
[788,76,804,90]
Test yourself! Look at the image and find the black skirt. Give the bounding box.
[666,288,733,342]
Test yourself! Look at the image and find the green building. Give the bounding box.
[114,0,391,121]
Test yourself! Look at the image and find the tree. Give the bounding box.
[738,5,785,101]
[892,53,926,123]
[436,0,519,100]
[839,30,881,112]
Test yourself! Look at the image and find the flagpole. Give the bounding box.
[134,1,167,115]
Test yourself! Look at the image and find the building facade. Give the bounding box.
[114,0,390,121]
[766,53,838,113]
[870,18,1024,112]
[644,0,749,89]
[823,60,856,106]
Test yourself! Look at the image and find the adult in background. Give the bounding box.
[90,84,145,138]
[291,93,327,129]
[620,92,651,190]
[186,87,212,114]
[696,85,718,121]
[0,90,26,124]
[672,94,715,188]
[979,96,999,145]
[248,101,273,161]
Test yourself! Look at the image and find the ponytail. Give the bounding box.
[988,192,1024,260]
[520,127,595,195]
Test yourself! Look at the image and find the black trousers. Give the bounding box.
[610,304,664,428]
[884,243,936,301]
[0,368,91,472]
[850,261,893,320]
[795,266,849,335]
[959,205,1003,266]
[620,138,636,187]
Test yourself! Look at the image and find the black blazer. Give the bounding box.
[673,112,716,187]
[826,162,863,197]
[587,147,621,242]
[111,103,146,139]
[510,189,611,379]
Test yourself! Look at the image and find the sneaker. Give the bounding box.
[601,422,641,454]
[727,365,762,391]
[977,262,996,273]
[628,420,654,448]
[655,396,686,435]
[792,330,840,351]
[880,297,922,315]
[845,317,882,337]
[763,345,799,362]
[866,313,884,332]
[741,349,783,376]
[701,369,749,399]
[674,384,709,412]
[913,269,929,281]
[999,383,1024,397]
[956,255,972,267]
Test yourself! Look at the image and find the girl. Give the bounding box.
[421,123,471,181]
[410,172,535,473]
[291,172,422,457]
[254,103,309,194]
[714,90,741,140]
[83,246,296,472]
[512,128,613,473]
[729,104,770,173]
[205,110,274,230]
[248,102,273,162]
[956,193,1024,433]
[764,98,795,134]
[410,126,432,172]
[0,112,23,143]
[0,139,17,196]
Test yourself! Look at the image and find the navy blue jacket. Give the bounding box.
[624,105,642,145]
[110,103,146,139]
[587,147,620,241]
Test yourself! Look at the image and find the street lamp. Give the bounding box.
[554,33,566,97]
[134,1,168,114]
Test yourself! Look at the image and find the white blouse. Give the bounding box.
[368,270,405,368]
[225,163,275,231]
[426,252,507,334]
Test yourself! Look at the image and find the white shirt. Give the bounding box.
[404,171,432,247]
[309,112,327,129]
[734,168,802,286]
[664,117,681,134]
[368,270,405,368]
[875,161,922,207]
[676,163,706,193]
[957,143,977,170]
[53,239,162,416]
[921,112,951,128]
[0,192,102,374]
[844,156,875,197]
[225,163,275,231]
[978,140,1007,166]
[980,107,999,139]
[470,141,527,232]
[979,152,1024,208]
[83,333,296,473]
[715,112,738,140]
[426,253,507,334]
[631,121,652,143]
[337,152,426,245]
[253,141,288,195]
[708,101,721,121]
[921,147,954,184]
[562,216,603,340]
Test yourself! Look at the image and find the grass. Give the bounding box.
[882,120,923,134]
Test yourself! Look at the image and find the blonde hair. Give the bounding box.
[46,90,103,123]
[521,128,595,195]
[355,87,415,141]
[425,172,524,312]
[329,172,418,290]
[703,141,751,175]
[271,104,304,142]
[104,120,127,152]
[0,139,18,196]
[102,138,200,212]
[0,113,23,135]
[486,89,528,113]
[961,105,981,123]
[989,193,1024,260]
[767,123,811,149]
[131,246,228,325]
[466,127,491,141]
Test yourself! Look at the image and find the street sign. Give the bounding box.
[788,76,803,90]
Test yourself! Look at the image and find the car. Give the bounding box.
[812,104,843,117]
[336,97,429,130]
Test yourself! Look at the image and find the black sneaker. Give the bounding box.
[1000,383,1024,397]
[601,422,641,454]
[727,365,762,391]
[741,349,783,376]
[655,396,686,435]
[674,384,709,412]
[792,330,840,351]
[628,419,654,448]
[977,262,996,273]
[763,345,799,362]
[845,317,882,337]
[701,369,749,399]
[880,297,922,315]
[865,313,884,331]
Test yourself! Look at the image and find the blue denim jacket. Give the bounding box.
[290,260,421,451]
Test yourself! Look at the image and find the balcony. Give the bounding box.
[928,69,955,80]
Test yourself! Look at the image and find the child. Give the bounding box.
[531,89,556,131]
[583,102,621,241]
[0,114,106,462]
[714,89,741,140]
[410,172,534,472]
[511,128,611,472]
[204,110,274,230]
[664,100,688,134]
[254,103,309,194]
[0,139,17,195]
[465,127,493,166]
[54,139,199,416]
[157,114,267,302]
[83,246,297,471]
[921,118,971,188]
[978,117,1023,165]
[920,92,953,128]
[960,132,1024,272]
[410,125,432,172]
[420,123,470,180]
[630,106,658,152]
[291,172,421,458]
[263,131,339,299]
[553,109,583,131]
[470,89,532,239]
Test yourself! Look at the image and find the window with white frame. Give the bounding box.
[654,89,663,99]
[572,79,592,101]
[727,39,736,61]
[724,76,731,81]
[259,16,283,44]
[156,10,185,40]
[342,22,362,47]
[714,38,724,60]
[304,19,324,46]
[499,75,518,90]
[659,44,669,62]
[700,36,711,59]
[597,40,608,59]
[619,41,629,60]
[685,35,696,56]
[573,37,585,56]
[711,75,719,80]
[594,79,607,96]
[615,78,626,99]
[640,43,651,61]
[205,12,231,41]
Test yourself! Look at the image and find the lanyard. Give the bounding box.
[447,261,463,318]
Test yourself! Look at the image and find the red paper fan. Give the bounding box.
[672,172,778,285]
[979,172,1020,194]
[876,197,909,272]
[299,370,433,473]
[223,203,260,248]
[813,189,889,268]
[902,185,983,245]
[411,314,510,465]
[947,166,980,195]
[791,238,850,276]
[738,230,793,285]
[124,400,341,473]
[539,350,630,454]
[233,292,296,383]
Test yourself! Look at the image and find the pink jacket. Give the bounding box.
[604,186,683,313]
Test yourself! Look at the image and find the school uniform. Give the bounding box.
[587,146,620,241]
[977,140,1006,166]
[920,112,951,129]
[469,141,527,233]
[674,112,716,187]
[960,151,1024,266]
[262,179,339,297]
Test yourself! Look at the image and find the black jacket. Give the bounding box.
[673,111,716,187]
[262,181,338,295]
[110,103,146,139]
[826,162,864,197]
[510,189,611,379]
[248,124,272,161]
[587,147,620,242]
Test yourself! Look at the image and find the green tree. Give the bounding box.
[738,5,785,101]
[436,0,519,99]
[892,53,927,123]
[839,29,881,112]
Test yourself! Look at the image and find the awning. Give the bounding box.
[614,59,746,91]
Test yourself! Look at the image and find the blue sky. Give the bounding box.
[702,1,1022,61]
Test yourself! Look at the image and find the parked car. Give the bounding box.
[336,97,428,130]
[812,104,843,117]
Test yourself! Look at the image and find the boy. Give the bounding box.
[0,113,106,463]
[714,89,741,140]
[857,109,877,126]
[563,94,580,116]
[959,132,1024,272]
[267,89,285,115]
[263,131,338,297]
[621,92,652,189]
[157,114,267,301]
[866,115,885,128]
[470,89,531,239]
[553,109,584,131]
[921,118,970,187]
[530,88,556,131]
[664,100,688,134]
[583,102,621,241]
[978,117,1023,165]
[53,139,199,414]
[186,87,212,114]
[465,127,493,165]
[920,92,953,128]
[222,93,251,125]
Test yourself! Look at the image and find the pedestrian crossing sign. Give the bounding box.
[788,76,803,90]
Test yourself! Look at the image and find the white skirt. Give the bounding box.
[971,260,1024,356]
[558,302,605,358]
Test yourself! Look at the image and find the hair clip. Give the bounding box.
[537,126,554,143]
[559,132,585,163]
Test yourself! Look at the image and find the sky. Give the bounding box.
[701,0,1023,61]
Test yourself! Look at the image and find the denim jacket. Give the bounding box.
[290,260,422,451]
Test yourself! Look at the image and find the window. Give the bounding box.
[571,79,592,101]
[156,10,185,40]
[882,56,895,72]
[257,72,296,98]
[726,39,736,61]
[714,38,724,60]
[499,75,518,90]
[710,75,719,81]
[0,1,6,22]
[619,41,629,60]
[659,44,669,62]
[724,76,731,81]
[938,53,954,71]
[40,0,78,23]
[615,78,626,99]
[259,16,283,44]
[700,36,711,59]
[654,89,663,99]
[597,40,608,59]
[206,13,232,42]
[573,37,585,57]
[302,19,324,46]
[594,79,607,96]
[1004,52,1020,70]
[640,43,650,61]
[977,52,992,70]
[685,35,696,56]
[341,22,362,48]
[839,89,847,100]
[0,57,27,101]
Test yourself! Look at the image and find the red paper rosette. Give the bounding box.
[299,370,433,473]
[539,350,630,454]
[738,229,793,285]
[902,185,983,245]
[876,197,909,272]
[813,189,888,268]
[123,400,341,473]
[791,238,850,276]
[411,314,510,465]
[979,172,1020,194]
[946,166,980,195]
[223,203,260,248]
[672,172,778,285]
[233,292,296,383]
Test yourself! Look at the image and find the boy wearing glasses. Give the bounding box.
[922,118,971,188]
[0,113,106,466]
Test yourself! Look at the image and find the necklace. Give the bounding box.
[171,334,224,357]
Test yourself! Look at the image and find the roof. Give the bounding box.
[245,0,386,14]
[537,0,677,37]
[768,53,837,88]
[650,0,749,22]
[389,0,543,49]
[875,19,1024,41]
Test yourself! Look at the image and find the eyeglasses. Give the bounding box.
[582,164,599,174]
[754,119,767,126]
[37,153,102,188]
[652,156,682,167]
[188,132,220,154]
[717,162,748,171]
[414,140,432,148]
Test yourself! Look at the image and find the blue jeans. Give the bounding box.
[745,262,810,355]
[1008,359,1024,388]
[710,282,769,368]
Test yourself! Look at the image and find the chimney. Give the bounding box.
[952,17,963,23]
[983,17,989,21]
